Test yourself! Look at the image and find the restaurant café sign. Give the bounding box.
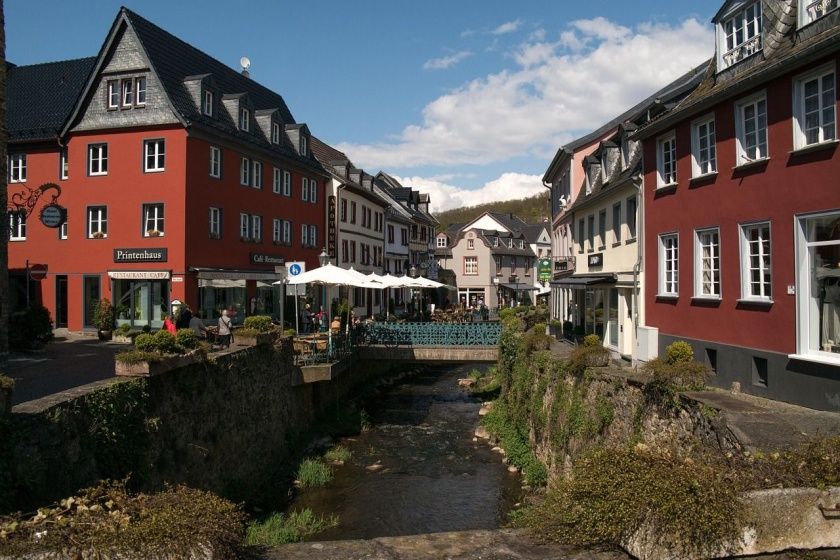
[113,248,168,263]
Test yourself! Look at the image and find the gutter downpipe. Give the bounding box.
[632,175,643,364]
[542,179,555,321]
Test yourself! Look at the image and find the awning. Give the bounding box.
[498,283,540,292]
[191,267,283,281]
[550,274,616,288]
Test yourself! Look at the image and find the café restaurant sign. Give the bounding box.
[114,248,168,263]
[251,252,286,266]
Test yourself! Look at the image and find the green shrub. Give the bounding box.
[549,320,562,329]
[141,325,151,333]
[234,327,261,339]
[482,403,547,487]
[522,330,552,354]
[323,445,352,463]
[134,333,155,352]
[643,355,710,404]
[115,324,132,335]
[283,328,297,337]
[582,334,601,347]
[515,447,744,557]
[296,459,333,488]
[92,299,115,331]
[0,481,245,558]
[666,340,695,364]
[9,305,53,350]
[568,345,610,376]
[533,322,547,333]
[151,330,177,354]
[175,328,198,349]
[115,350,163,364]
[243,315,274,332]
[245,509,338,546]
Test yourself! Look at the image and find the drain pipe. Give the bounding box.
[631,177,643,360]
[541,179,555,323]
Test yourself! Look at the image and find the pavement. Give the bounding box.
[1,332,129,406]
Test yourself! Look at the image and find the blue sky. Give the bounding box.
[8,1,722,211]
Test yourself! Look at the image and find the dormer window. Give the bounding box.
[203,90,214,116]
[135,77,146,106]
[508,238,513,248]
[718,2,762,70]
[107,80,119,109]
[122,79,134,107]
[600,155,609,182]
[799,0,839,27]
[493,237,499,247]
[300,135,308,156]
[519,240,524,249]
[272,122,281,144]
[621,136,630,170]
[239,107,250,132]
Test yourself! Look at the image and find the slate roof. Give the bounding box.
[309,136,389,206]
[485,212,529,232]
[635,3,840,139]
[7,57,96,142]
[471,229,536,257]
[375,172,437,226]
[519,223,549,244]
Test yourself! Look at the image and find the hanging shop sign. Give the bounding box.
[113,248,168,263]
[328,195,337,258]
[251,253,286,266]
[538,258,552,281]
[39,204,67,228]
[588,253,603,267]
[108,270,171,280]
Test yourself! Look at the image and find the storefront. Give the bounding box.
[109,271,171,330]
[458,288,486,308]
[193,267,287,325]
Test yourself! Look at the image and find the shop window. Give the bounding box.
[198,278,245,323]
[113,278,169,330]
[795,212,840,359]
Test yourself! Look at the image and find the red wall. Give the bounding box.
[643,54,840,354]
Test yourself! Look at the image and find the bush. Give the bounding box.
[644,357,709,402]
[515,447,745,558]
[522,330,552,354]
[92,299,115,331]
[482,404,547,486]
[549,320,562,329]
[323,445,352,463]
[666,340,694,364]
[115,323,132,335]
[245,509,338,546]
[568,345,610,375]
[134,333,155,352]
[175,328,198,349]
[296,459,333,488]
[235,327,261,339]
[283,328,297,337]
[498,308,518,320]
[9,305,54,350]
[0,481,245,558]
[533,322,547,333]
[582,334,601,347]
[151,330,177,354]
[0,374,13,391]
[243,315,274,332]
[115,350,163,364]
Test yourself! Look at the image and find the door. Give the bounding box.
[608,289,619,348]
[82,275,101,328]
[55,275,68,328]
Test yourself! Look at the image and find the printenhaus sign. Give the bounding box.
[113,248,168,263]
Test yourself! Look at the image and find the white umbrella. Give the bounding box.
[279,263,370,288]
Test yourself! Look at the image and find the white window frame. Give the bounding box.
[437,236,447,248]
[107,80,119,109]
[658,233,679,296]
[309,179,317,203]
[135,77,147,106]
[612,202,622,244]
[272,168,282,194]
[240,157,250,186]
[239,107,250,132]
[9,154,26,183]
[717,1,763,70]
[273,218,283,243]
[464,256,478,276]
[598,209,607,249]
[798,0,839,27]
[143,203,165,237]
[203,90,214,116]
[272,122,281,144]
[793,64,836,150]
[283,220,292,244]
[9,211,26,241]
[251,215,262,242]
[88,143,108,176]
[282,170,291,196]
[87,206,107,238]
[467,238,474,250]
[309,225,317,248]
[209,207,221,238]
[734,91,769,164]
[59,149,69,180]
[691,115,717,177]
[121,78,134,107]
[301,224,309,247]
[656,133,677,187]
[240,213,250,240]
[300,135,308,156]
[301,178,309,202]
[59,220,68,240]
[252,160,263,188]
[144,139,165,172]
[739,221,772,301]
[694,227,722,299]
[209,146,221,178]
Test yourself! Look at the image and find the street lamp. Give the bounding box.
[318,248,329,331]
[409,265,419,320]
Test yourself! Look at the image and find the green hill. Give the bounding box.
[434,191,550,232]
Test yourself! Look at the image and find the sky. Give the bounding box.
[7,1,721,212]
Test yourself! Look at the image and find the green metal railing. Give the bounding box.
[358,321,502,347]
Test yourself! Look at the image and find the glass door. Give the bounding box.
[608,288,619,347]
[55,275,68,328]
[83,275,100,328]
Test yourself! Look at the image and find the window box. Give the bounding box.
[146,229,162,237]
[92,231,106,239]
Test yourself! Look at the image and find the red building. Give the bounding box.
[7,8,328,331]
[637,1,840,410]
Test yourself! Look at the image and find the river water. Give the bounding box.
[288,363,522,540]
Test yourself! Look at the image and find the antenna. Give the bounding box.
[240,56,251,78]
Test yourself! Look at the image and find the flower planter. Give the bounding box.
[97,329,113,341]
[115,351,201,377]
[234,332,273,347]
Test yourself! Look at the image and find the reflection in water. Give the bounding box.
[289,364,521,540]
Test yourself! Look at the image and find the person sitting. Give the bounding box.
[330,316,341,333]
[162,314,176,334]
[189,311,208,339]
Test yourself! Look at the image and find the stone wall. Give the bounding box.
[1,342,395,513]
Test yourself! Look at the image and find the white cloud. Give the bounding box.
[423,50,473,70]
[338,17,713,170]
[395,172,546,214]
[492,19,523,35]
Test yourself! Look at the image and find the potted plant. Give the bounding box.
[146,229,162,237]
[92,231,105,239]
[93,298,115,341]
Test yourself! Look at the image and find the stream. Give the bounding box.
[288,363,522,540]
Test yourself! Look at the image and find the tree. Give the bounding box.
[0,0,8,355]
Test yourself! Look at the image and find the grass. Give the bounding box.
[323,445,352,463]
[245,509,338,546]
[296,459,333,488]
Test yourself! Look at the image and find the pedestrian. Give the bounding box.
[300,303,312,333]
[163,314,176,334]
[175,305,192,330]
[218,309,233,347]
[189,311,207,339]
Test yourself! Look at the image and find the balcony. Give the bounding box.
[553,256,575,272]
[722,35,761,68]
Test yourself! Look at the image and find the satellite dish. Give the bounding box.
[240,56,251,70]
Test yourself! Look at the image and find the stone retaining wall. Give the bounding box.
[1,343,396,513]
